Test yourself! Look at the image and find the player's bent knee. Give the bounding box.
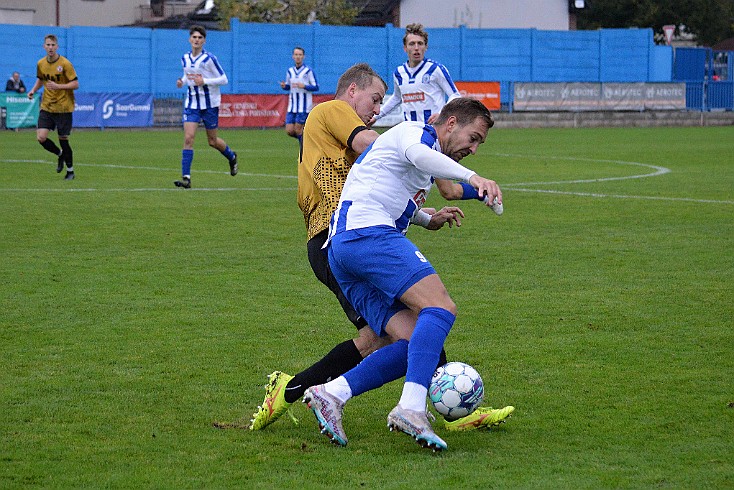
[441,301,458,316]
[353,327,388,358]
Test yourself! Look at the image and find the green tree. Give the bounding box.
[216,0,358,29]
[576,0,734,47]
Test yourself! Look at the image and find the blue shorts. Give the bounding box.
[285,111,308,125]
[327,225,436,336]
[183,107,219,129]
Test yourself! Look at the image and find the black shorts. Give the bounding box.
[307,229,368,330]
[37,110,73,137]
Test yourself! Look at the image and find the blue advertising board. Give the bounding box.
[74,93,153,128]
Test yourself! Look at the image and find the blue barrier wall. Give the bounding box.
[1,20,673,100]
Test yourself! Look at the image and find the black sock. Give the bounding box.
[40,139,61,156]
[438,348,448,369]
[284,339,363,403]
[59,139,73,168]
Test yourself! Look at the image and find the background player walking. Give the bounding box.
[174,25,238,189]
[280,46,319,149]
[27,34,79,181]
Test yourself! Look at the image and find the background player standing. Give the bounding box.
[27,34,79,181]
[174,25,238,189]
[280,46,319,148]
[371,23,460,126]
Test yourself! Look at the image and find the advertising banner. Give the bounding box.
[602,83,648,110]
[455,82,501,110]
[74,93,153,127]
[219,94,334,128]
[0,92,39,128]
[514,83,686,111]
[219,94,286,128]
[73,92,99,127]
[514,83,601,111]
[99,93,154,127]
[641,83,686,110]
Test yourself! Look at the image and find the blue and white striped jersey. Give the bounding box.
[180,50,228,110]
[283,64,319,113]
[328,122,474,239]
[378,59,460,123]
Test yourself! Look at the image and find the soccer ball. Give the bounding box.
[429,361,484,421]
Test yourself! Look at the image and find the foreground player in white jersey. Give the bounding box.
[174,25,238,189]
[280,46,319,147]
[303,98,501,451]
[371,23,460,125]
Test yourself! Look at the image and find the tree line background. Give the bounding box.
[214,0,733,47]
[576,0,734,47]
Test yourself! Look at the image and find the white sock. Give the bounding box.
[323,376,352,404]
[398,381,428,412]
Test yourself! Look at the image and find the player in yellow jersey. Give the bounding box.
[250,64,390,429]
[27,34,79,180]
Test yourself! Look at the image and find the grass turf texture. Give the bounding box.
[1,126,732,488]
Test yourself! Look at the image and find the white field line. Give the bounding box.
[507,187,734,205]
[1,156,731,205]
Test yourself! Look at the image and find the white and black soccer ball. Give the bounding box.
[429,361,484,421]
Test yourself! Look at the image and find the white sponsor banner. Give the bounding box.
[514,83,686,111]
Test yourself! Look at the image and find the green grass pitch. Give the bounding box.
[1,125,733,488]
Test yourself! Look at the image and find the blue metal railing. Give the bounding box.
[684,81,734,111]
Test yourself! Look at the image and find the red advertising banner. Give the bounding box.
[455,81,501,110]
[219,94,285,127]
[219,94,335,128]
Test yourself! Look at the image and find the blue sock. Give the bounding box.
[181,149,193,177]
[344,339,409,397]
[405,307,455,388]
[220,145,235,161]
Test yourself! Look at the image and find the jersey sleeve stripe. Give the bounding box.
[347,125,368,151]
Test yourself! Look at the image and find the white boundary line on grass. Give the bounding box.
[498,154,671,185]
[1,156,732,205]
[507,187,734,204]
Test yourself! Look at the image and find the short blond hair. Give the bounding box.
[335,63,387,97]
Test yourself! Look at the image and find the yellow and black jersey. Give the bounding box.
[298,99,367,241]
[36,55,77,113]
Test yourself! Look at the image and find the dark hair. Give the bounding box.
[293,46,305,55]
[434,98,495,129]
[335,63,387,97]
[403,23,428,46]
[44,34,58,43]
[190,25,206,37]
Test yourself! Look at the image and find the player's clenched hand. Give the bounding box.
[427,206,465,230]
[188,74,205,86]
[468,175,502,206]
